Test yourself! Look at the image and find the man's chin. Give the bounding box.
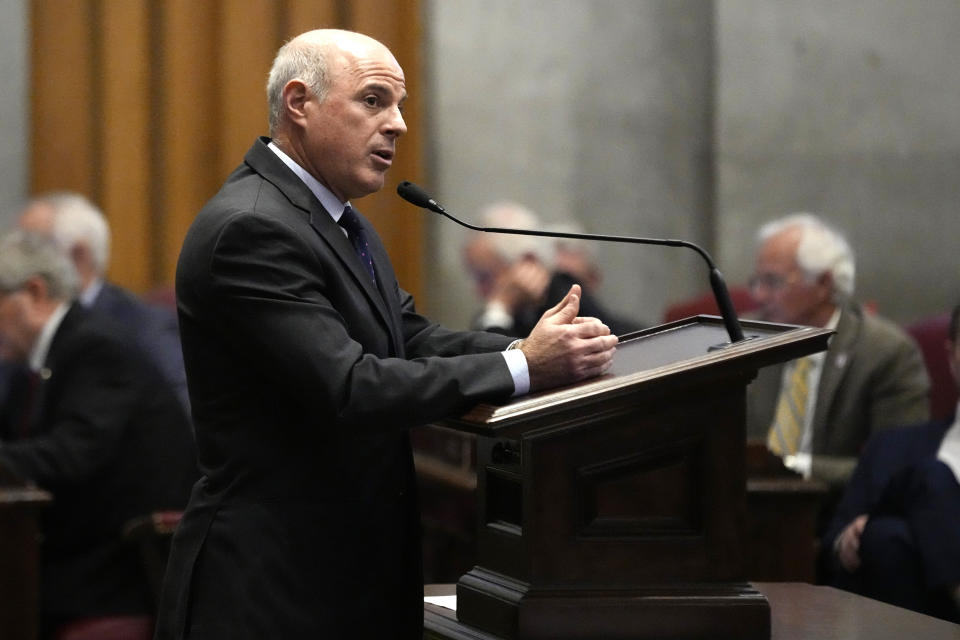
[350,174,387,200]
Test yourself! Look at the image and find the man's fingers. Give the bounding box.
[567,317,612,339]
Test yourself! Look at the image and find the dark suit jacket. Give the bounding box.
[822,419,952,552]
[91,281,190,411]
[156,137,516,639]
[0,304,197,623]
[747,303,930,487]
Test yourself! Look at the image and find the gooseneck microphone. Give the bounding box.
[396,180,746,344]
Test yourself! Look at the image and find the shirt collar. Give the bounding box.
[267,141,351,221]
[78,277,104,308]
[825,306,841,331]
[29,302,69,373]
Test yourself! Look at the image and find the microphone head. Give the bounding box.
[397,181,444,213]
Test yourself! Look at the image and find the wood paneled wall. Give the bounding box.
[30,0,425,300]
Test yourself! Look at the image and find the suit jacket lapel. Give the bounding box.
[28,304,84,436]
[812,304,860,449]
[242,139,400,350]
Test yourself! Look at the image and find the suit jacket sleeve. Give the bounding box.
[0,333,139,489]
[187,211,514,431]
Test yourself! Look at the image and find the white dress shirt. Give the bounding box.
[937,402,960,484]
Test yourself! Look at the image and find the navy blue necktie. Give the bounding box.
[16,369,42,440]
[338,206,377,285]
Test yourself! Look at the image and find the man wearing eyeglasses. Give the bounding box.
[745,212,929,490]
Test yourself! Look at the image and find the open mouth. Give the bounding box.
[372,149,394,163]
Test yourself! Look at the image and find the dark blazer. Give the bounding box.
[156,138,516,639]
[747,303,930,487]
[822,419,952,553]
[0,304,197,624]
[91,281,190,412]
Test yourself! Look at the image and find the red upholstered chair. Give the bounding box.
[122,510,184,612]
[906,312,958,422]
[49,511,183,640]
[662,285,760,323]
[52,615,154,640]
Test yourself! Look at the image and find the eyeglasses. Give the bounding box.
[748,272,800,292]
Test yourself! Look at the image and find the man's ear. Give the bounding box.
[815,270,835,302]
[21,275,48,304]
[283,80,311,127]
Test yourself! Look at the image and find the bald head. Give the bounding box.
[265,28,407,202]
[267,29,399,136]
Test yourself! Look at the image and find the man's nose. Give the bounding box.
[385,107,407,137]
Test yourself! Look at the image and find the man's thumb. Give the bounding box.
[549,284,581,323]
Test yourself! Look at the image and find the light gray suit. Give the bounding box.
[747,303,930,488]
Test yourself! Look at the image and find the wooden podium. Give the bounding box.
[0,486,51,640]
[425,316,832,640]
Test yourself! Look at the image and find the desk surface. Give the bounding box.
[424,582,960,640]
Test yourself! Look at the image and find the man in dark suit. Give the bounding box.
[746,213,929,489]
[823,302,960,622]
[0,230,197,637]
[16,192,189,411]
[155,29,618,640]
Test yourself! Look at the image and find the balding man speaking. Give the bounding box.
[156,29,617,639]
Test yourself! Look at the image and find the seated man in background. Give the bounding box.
[462,202,641,337]
[824,302,960,622]
[746,212,929,489]
[0,230,197,637]
[16,192,188,411]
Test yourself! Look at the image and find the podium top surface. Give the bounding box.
[444,316,832,437]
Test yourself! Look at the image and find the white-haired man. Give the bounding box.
[746,212,929,488]
[463,202,640,337]
[0,230,196,637]
[16,192,188,410]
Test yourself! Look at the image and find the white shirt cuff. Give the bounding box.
[783,452,812,479]
[502,348,529,397]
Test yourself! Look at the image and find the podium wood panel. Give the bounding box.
[0,487,51,640]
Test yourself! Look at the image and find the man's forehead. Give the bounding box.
[19,203,55,230]
[337,51,406,86]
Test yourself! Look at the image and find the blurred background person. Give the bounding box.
[823,301,960,623]
[15,192,188,411]
[0,229,197,638]
[746,212,929,491]
[462,202,642,337]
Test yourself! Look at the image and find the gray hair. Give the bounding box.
[549,219,597,262]
[0,230,80,300]
[757,212,856,299]
[30,192,111,275]
[476,202,552,265]
[266,35,332,136]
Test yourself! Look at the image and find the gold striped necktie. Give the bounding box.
[767,356,813,456]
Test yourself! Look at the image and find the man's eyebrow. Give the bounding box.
[363,82,406,103]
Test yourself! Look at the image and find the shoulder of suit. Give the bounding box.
[857,308,918,349]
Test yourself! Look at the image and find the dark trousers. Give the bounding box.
[836,458,960,622]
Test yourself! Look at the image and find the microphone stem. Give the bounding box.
[432,201,746,344]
